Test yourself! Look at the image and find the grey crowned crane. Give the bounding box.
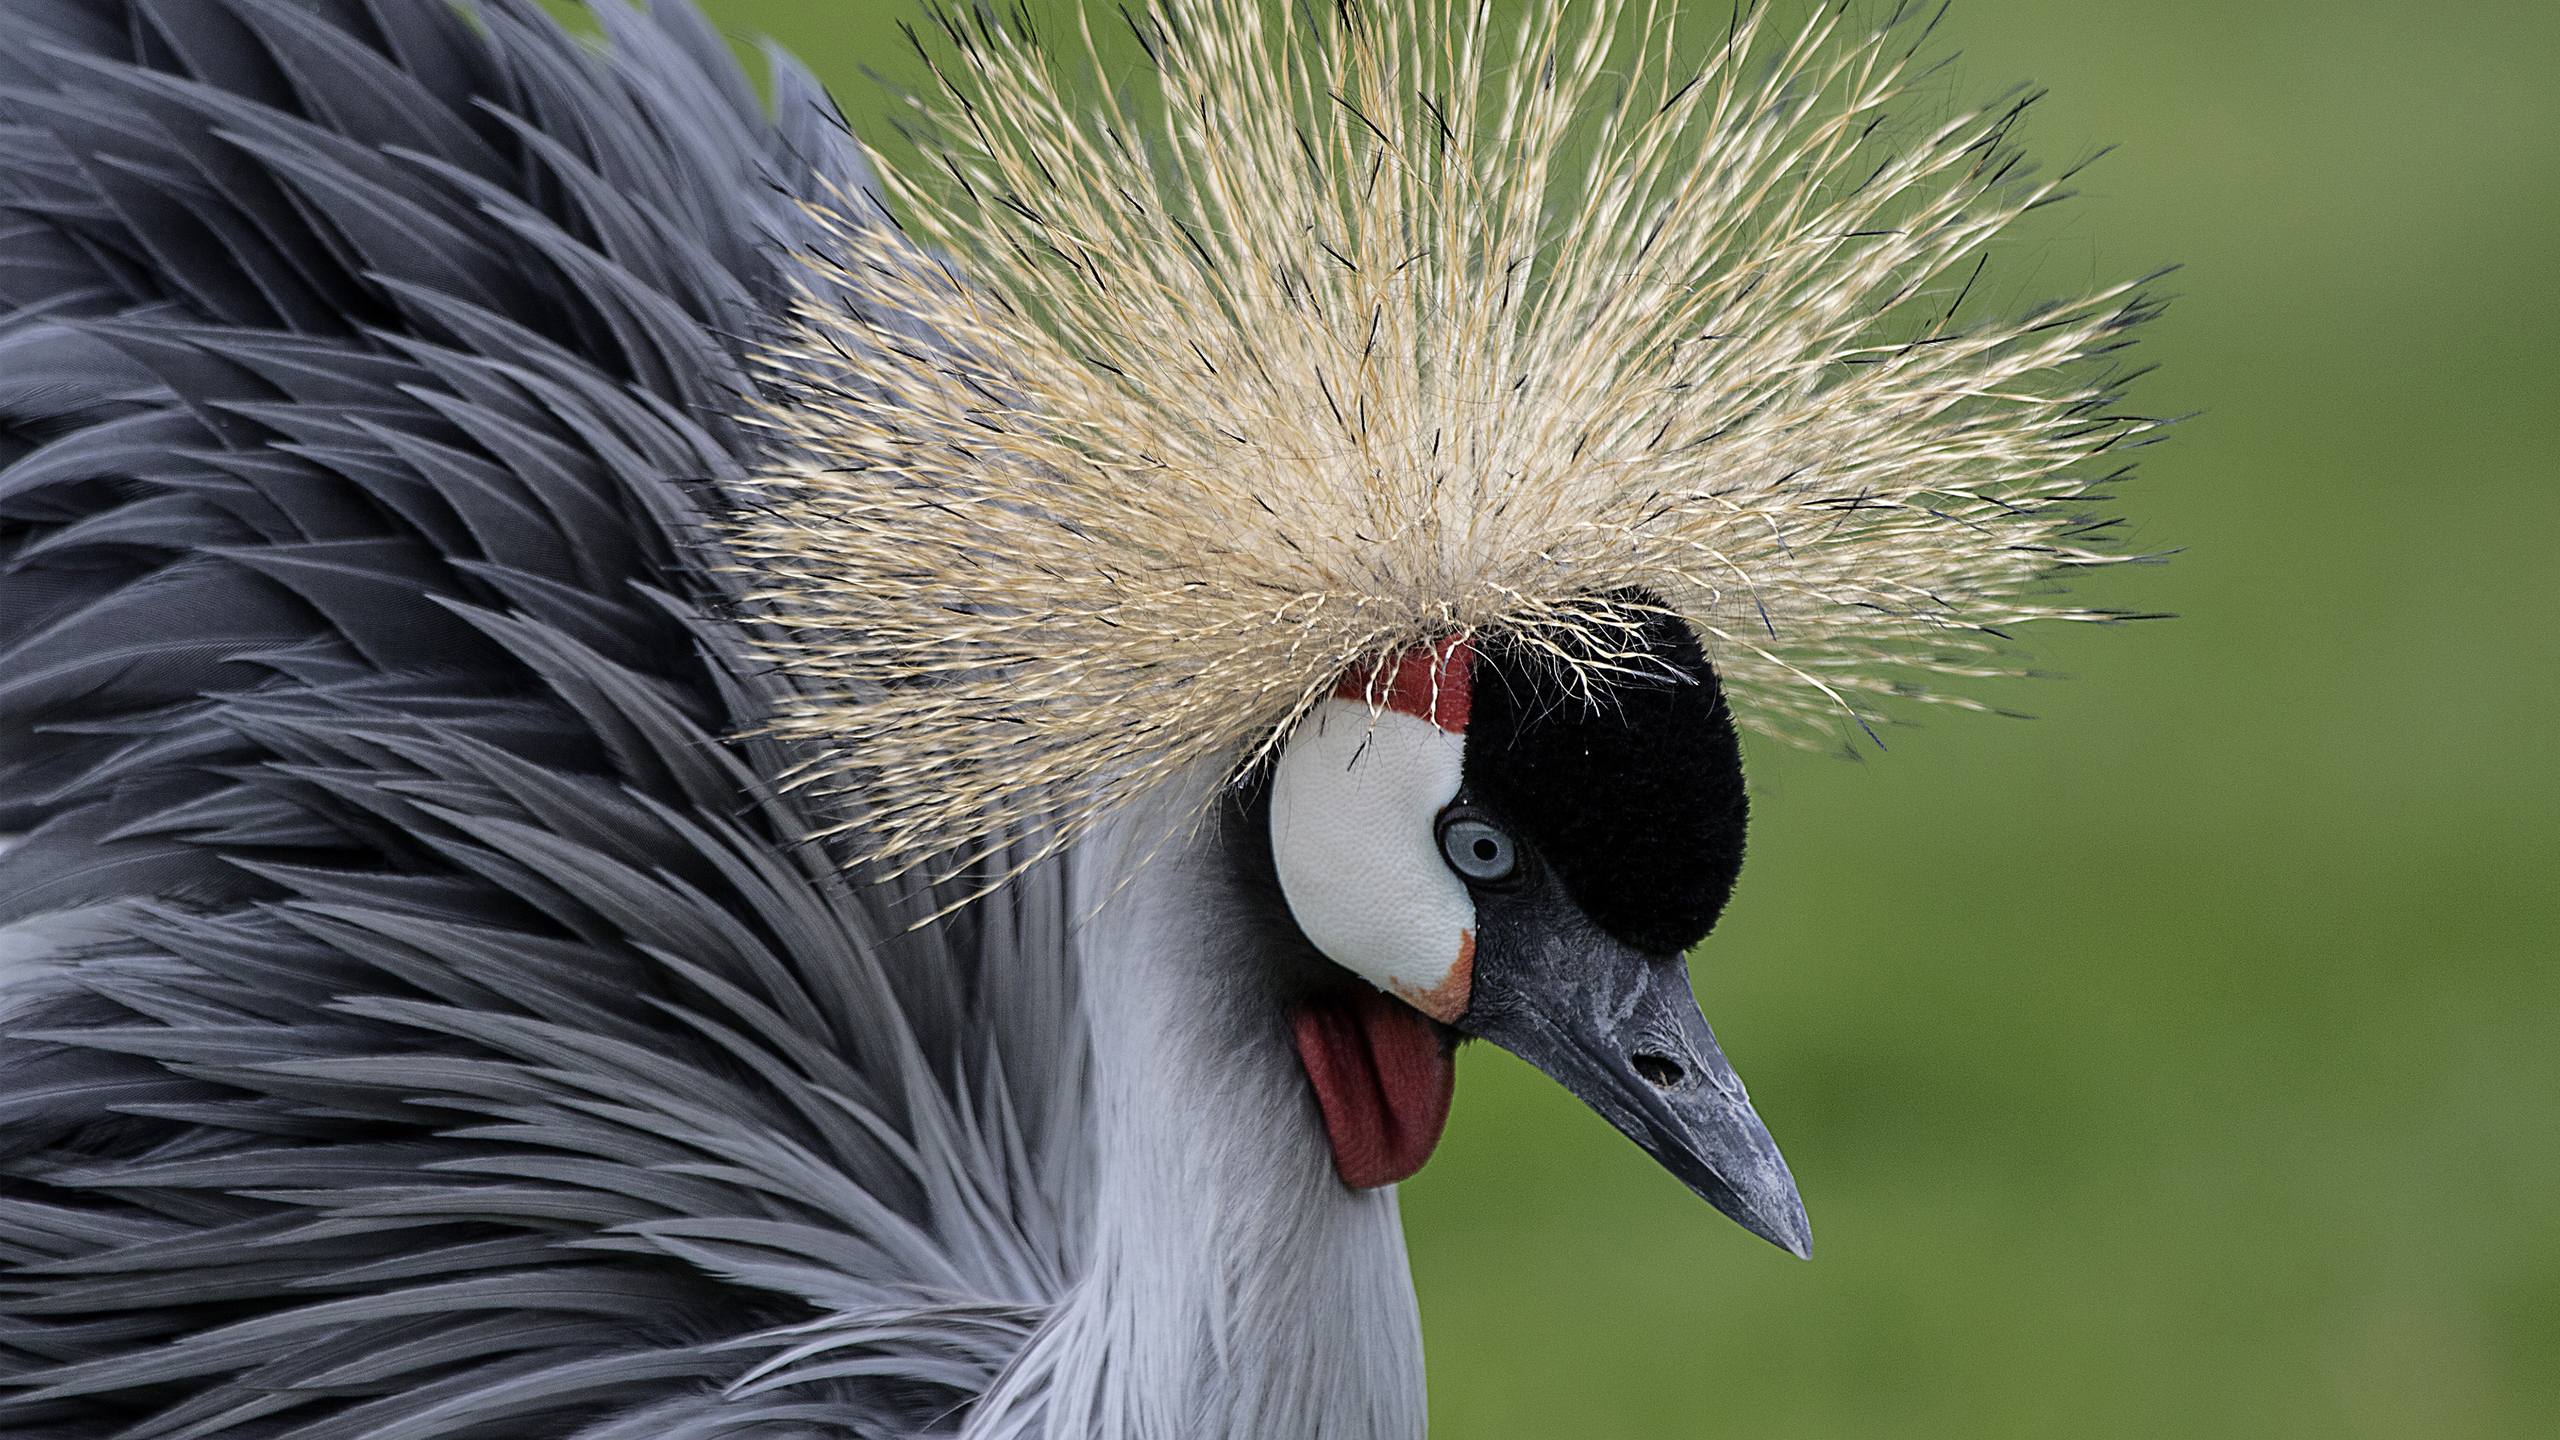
[0,0,2161,1435]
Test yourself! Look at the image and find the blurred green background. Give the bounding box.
[694,2,2559,1434]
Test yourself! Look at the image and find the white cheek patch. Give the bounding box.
[1269,697,1477,1022]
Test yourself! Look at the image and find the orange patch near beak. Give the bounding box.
[1390,928,1475,1024]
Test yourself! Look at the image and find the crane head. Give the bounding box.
[1264,609,1809,1258]
[724,0,2160,1265]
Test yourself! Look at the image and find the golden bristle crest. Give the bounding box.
[727,0,2164,879]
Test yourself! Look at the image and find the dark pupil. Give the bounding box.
[1472,837,1499,862]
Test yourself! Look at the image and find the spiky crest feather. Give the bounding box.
[729,0,2164,879]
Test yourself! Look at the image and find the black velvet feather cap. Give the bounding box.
[1463,609,1749,957]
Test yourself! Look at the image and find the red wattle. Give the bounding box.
[1289,987,1456,1189]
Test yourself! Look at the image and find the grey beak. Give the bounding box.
[1460,929,1811,1258]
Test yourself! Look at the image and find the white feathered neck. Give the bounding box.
[969,769,1426,1440]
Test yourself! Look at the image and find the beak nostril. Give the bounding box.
[1630,1052,1685,1090]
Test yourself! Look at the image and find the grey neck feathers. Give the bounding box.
[970,770,1428,1440]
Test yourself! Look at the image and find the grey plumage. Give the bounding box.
[0,1,1107,1433]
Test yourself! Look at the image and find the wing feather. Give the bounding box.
[0,3,1083,1434]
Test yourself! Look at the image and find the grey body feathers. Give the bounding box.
[0,2,1413,1435]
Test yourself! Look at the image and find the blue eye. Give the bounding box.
[1437,810,1518,884]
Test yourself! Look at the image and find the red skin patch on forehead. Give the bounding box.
[1334,635,1473,732]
